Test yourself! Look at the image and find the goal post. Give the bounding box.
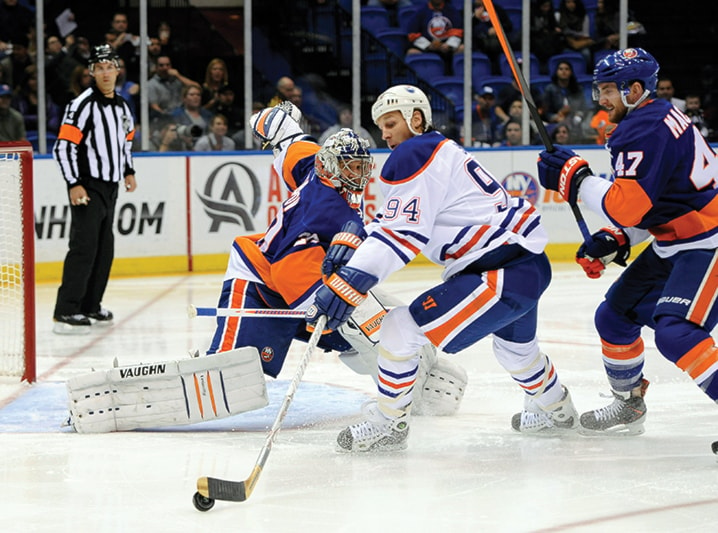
[0,141,36,382]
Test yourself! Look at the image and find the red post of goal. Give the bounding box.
[19,143,36,382]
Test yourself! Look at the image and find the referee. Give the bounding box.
[52,44,137,335]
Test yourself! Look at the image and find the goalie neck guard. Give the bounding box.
[315,128,373,209]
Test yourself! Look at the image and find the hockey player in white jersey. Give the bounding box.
[307,85,579,452]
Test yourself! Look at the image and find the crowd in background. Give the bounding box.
[0,0,716,151]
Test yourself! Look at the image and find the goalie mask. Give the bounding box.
[593,48,658,111]
[315,128,373,209]
[371,85,432,136]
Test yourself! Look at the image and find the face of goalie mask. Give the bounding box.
[315,128,374,210]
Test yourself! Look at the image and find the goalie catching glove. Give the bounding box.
[322,220,367,279]
[537,146,592,205]
[576,226,630,278]
[307,266,378,333]
[250,101,306,153]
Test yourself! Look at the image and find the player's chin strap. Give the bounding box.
[623,88,651,113]
[66,348,268,433]
[337,288,467,416]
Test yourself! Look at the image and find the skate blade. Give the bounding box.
[577,422,645,437]
[52,322,91,335]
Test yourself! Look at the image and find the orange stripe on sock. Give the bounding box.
[601,338,644,361]
[676,338,715,377]
[193,374,204,418]
[687,254,718,326]
[522,365,555,391]
[378,375,416,390]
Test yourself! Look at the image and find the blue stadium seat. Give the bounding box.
[397,5,419,33]
[529,74,552,93]
[432,76,465,105]
[375,28,408,58]
[547,51,587,77]
[499,52,541,78]
[453,52,492,82]
[576,74,594,103]
[405,53,446,83]
[361,6,390,35]
[474,74,513,95]
[504,7,523,34]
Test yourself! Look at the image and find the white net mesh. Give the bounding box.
[0,148,30,379]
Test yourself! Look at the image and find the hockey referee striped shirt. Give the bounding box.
[54,85,136,187]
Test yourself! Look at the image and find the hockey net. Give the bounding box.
[0,141,35,382]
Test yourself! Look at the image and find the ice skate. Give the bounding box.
[511,386,579,434]
[53,314,91,335]
[579,379,649,436]
[87,307,114,326]
[337,401,409,452]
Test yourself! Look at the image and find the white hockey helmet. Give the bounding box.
[315,128,374,209]
[371,85,432,135]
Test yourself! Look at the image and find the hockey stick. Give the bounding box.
[483,0,591,243]
[193,314,327,510]
[188,304,306,319]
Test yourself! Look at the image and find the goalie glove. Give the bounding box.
[250,102,305,153]
[322,220,367,280]
[575,226,630,279]
[537,146,592,205]
[307,266,379,333]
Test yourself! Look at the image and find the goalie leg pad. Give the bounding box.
[412,345,468,416]
[67,347,268,433]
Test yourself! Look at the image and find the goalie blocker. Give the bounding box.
[66,290,467,432]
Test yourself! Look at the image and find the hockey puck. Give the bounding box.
[193,491,215,512]
[712,441,718,455]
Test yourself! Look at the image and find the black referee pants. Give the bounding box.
[54,180,118,318]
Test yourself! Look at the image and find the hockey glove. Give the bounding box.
[575,226,630,278]
[306,266,379,333]
[537,146,592,205]
[322,220,367,280]
[249,104,305,151]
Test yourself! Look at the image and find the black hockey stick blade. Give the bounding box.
[197,468,260,502]
[712,440,718,455]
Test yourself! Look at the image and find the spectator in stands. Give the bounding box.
[171,83,212,150]
[0,82,24,141]
[12,64,62,134]
[0,32,32,91]
[67,36,91,67]
[0,0,34,55]
[496,78,542,120]
[465,85,503,147]
[592,0,619,54]
[149,116,183,152]
[556,0,593,69]
[201,58,229,110]
[550,123,571,145]
[530,0,564,73]
[288,85,323,138]
[540,60,589,142]
[232,100,268,150]
[147,55,196,121]
[115,58,139,122]
[210,84,243,138]
[106,11,140,82]
[656,77,686,111]
[319,104,376,148]
[495,98,522,141]
[406,0,464,75]
[587,105,614,145]
[472,0,515,71]
[268,76,296,107]
[685,94,710,139]
[493,118,523,147]
[45,34,82,108]
[194,113,236,152]
[147,36,163,79]
[68,64,91,100]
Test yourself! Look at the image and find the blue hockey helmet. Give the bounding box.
[593,48,659,99]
